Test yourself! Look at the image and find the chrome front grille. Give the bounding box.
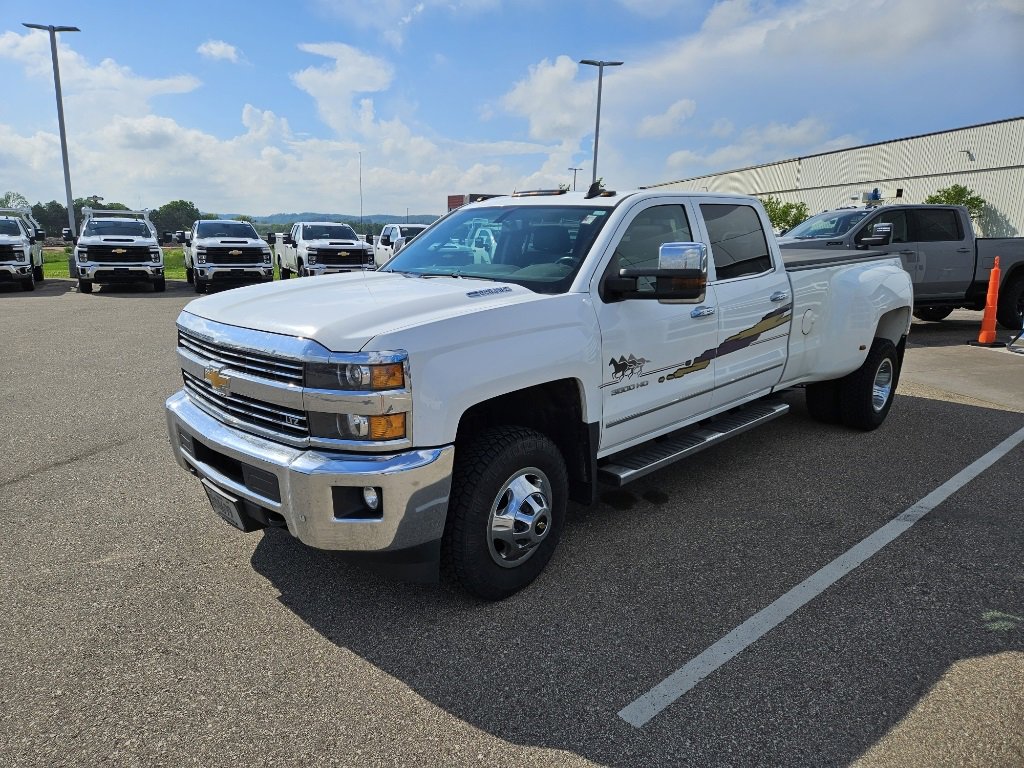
[182,370,309,440]
[178,328,304,385]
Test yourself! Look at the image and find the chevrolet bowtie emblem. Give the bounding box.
[204,366,231,394]
[228,249,242,256]
[340,251,349,257]
[112,248,127,254]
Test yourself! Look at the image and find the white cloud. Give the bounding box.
[501,56,595,143]
[614,0,681,16]
[291,43,394,135]
[638,99,696,138]
[313,0,501,46]
[197,40,241,63]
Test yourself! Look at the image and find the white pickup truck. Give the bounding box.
[182,219,273,294]
[65,208,165,293]
[166,189,913,600]
[275,221,374,277]
[373,223,429,266]
[0,207,45,291]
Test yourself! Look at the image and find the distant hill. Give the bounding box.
[217,212,439,226]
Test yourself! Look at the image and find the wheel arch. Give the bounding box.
[454,378,598,505]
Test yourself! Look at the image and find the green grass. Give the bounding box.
[45,247,189,280]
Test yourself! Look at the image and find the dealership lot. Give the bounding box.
[2,279,1022,767]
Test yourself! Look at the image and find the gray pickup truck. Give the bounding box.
[778,204,1024,329]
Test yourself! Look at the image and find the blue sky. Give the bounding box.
[1,0,1022,217]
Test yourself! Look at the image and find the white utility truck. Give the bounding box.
[182,219,273,293]
[0,207,45,291]
[65,208,165,293]
[275,221,374,278]
[166,188,913,600]
[373,223,429,266]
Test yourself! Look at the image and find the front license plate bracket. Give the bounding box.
[201,479,263,532]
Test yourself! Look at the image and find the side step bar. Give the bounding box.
[597,401,790,487]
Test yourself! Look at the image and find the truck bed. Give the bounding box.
[781,248,893,271]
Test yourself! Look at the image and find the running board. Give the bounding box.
[597,401,790,487]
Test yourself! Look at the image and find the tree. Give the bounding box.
[150,199,201,234]
[0,190,30,208]
[924,184,986,222]
[759,195,810,233]
[32,200,68,234]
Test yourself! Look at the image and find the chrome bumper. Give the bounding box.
[0,263,32,276]
[196,265,273,280]
[307,264,375,276]
[165,390,453,552]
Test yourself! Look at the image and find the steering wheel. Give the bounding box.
[556,256,576,267]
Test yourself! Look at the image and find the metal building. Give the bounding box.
[647,117,1024,237]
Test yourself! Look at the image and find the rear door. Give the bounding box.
[910,207,973,298]
[698,201,792,409]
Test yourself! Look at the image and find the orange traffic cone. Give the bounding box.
[970,256,1005,347]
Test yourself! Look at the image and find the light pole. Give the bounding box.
[579,59,622,186]
[23,22,79,238]
[358,151,363,234]
[568,167,582,191]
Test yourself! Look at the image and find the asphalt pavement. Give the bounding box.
[2,282,1021,767]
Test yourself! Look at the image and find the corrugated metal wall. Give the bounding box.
[651,118,1024,237]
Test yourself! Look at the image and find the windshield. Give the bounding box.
[196,221,260,239]
[0,220,23,236]
[783,209,871,239]
[82,219,153,237]
[399,225,427,238]
[383,204,612,294]
[302,224,358,240]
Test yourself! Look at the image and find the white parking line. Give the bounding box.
[618,425,1024,728]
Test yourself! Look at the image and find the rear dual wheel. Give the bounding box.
[806,338,899,431]
[996,273,1024,330]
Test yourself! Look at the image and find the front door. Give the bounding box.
[594,200,719,454]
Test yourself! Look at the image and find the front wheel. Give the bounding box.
[996,273,1024,330]
[78,278,92,294]
[153,277,166,293]
[21,268,36,291]
[839,338,899,430]
[194,278,206,294]
[185,266,194,285]
[442,426,567,601]
[34,264,44,282]
[913,306,954,322]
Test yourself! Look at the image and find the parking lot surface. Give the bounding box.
[2,282,1022,767]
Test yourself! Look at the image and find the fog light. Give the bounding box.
[362,487,380,511]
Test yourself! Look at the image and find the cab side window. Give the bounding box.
[700,203,772,280]
[609,205,693,293]
[913,209,963,242]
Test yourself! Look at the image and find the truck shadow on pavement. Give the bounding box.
[249,393,1024,767]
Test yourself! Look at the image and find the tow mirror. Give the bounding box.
[62,227,73,242]
[604,242,708,303]
[37,229,47,240]
[283,233,294,246]
[859,222,893,248]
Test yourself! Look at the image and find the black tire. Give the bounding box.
[185,266,194,285]
[280,262,291,279]
[21,268,36,291]
[194,278,206,294]
[297,260,305,277]
[34,264,44,282]
[996,272,1024,330]
[913,306,954,322]
[78,278,92,294]
[839,338,899,431]
[805,379,842,423]
[153,277,166,293]
[442,426,567,601]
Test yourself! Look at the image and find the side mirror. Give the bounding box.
[37,229,47,240]
[28,235,36,244]
[859,223,893,248]
[380,235,392,246]
[62,227,73,242]
[162,231,173,244]
[604,242,708,303]
[184,232,192,244]
[283,233,294,246]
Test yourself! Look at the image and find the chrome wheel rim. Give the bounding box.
[487,466,552,568]
[872,358,894,412]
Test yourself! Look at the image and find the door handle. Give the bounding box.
[898,249,915,255]
[956,247,971,253]
[690,306,716,318]
[770,291,789,302]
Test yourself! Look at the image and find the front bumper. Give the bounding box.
[306,263,375,276]
[196,265,273,282]
[77,262,163,282]
[165,390,454,553]
[0,263,32,281]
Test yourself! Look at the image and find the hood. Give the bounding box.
[195,236,266,246]
[77,235,156,245]
[305,239,369,248]
[183,271,544,352]
[0,235,26,245]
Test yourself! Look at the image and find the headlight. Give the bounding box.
[305,361,405,390]
[263,249,271,264]
[150,248,161,263]
[76,248,87,263]
[196,247,206,264]
[306,249,317,265]
[308,412,407,441]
